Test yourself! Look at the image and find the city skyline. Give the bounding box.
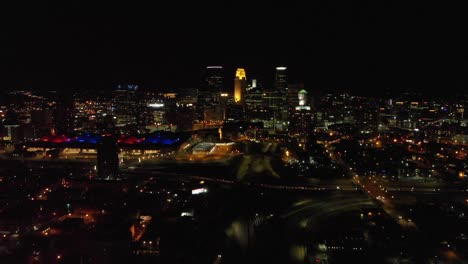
[0,79,466,263]
[1,2,467,263]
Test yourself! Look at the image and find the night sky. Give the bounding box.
[1,1,467,97]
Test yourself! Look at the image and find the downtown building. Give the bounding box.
[97,135,119,179]
[263,66,289,132]
[289,89,313,136]
[111,84,155,133]
[226,68,248,121]
[197,66,225,122]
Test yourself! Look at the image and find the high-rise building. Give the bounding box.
[264,66,287,110]
[245,79,263,107]
[263,66,289,131]
[163,88,196,131]
[287,83,304,109]
[205,66,224,94]
[197,66,225,121]
[112,84,141,129]
[199,66,223,108]
[54,91,75,135]
[234,68,247,110]
[274,66,288,94]
[245,79,268,121]
[276,66,290,123]
[177,87,198,106]
[298,90,307,106]
[97,135,119,179]
[289,89,313,136]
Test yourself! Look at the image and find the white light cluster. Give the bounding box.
[191,188,208,195]
[148,103,164,108]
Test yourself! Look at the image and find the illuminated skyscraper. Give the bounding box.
[275,66,288,94]
[289,89,313,136]
[112,84,140,128]
[234,68,247,110]
[205,66,223,93]
[298,89,307,106]
[263,66,289,131]
[287,83,304,108]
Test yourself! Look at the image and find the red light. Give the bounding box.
[41,135,70,143]
[315,259,321,263]
[120,136,141,144]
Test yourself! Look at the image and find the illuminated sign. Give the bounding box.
[276,67,287,70]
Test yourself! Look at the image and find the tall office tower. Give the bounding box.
[112,84,140,129]
[97,135,119,179]
[198,66,224,121]
[263,66,289,131]
[165,87,197,131]
[298,89,307,106]
[234,68,247,110]
[289,89,313,136]
[199,66,223,107]
[265,67,288,107]
[287,83,304,109]
[205,66,224,94]
[245,79,267,120]
[276,66,290,122]
[54,91,75,135]
[275,66,288,94]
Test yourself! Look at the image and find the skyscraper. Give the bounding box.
[287,83,304,109]
[274,66,288,95]
[97,135,119,179]
[234,68,247,111]
[263,66,289,131]
[205,66,224,93]
[289,89,313,136]
[54,91,75,135]
[197,66,225,121]
[199,66,223,107]
[112,84,140,128]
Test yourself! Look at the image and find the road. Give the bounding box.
[323,142,417,229]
